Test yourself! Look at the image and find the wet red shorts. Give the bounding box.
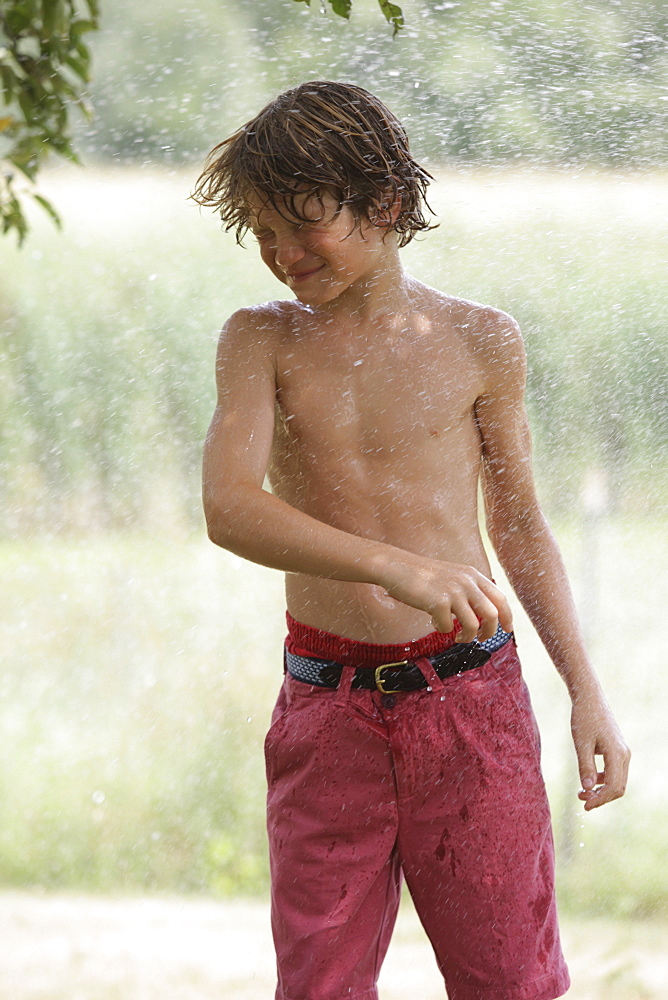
[264,615,570,1000]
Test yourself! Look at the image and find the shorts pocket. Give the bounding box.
[263,680,291,787]
[483,640,543,761]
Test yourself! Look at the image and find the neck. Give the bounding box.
[318,246,411,322]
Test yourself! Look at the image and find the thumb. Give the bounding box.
[575,741,597,790]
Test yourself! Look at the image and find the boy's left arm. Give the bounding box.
[474,310,630,810]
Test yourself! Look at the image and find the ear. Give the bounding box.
[372,182,402,229]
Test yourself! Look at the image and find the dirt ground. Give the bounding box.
[0,892,666,1000]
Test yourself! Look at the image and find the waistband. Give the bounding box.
[286,611,463,668]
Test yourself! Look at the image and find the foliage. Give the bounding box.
[291,0,404,35]
[0,0,99,242]
[75,0,668,168]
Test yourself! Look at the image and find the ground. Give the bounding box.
[1,892,666,1000]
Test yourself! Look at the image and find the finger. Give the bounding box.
[429,600,454,635]
[469,595,500,642]
[431,613,454,634]
[577,771,605,800]
[594,749,630,806]
[583,785,620,810]
[577,770,605,790]
[582,750,630,809]
[451,602,481,643]
[477,577,513,633]
[574,741,598,795]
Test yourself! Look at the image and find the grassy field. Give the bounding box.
[0,521,666,918]
[2,166,667,534]
[1,169,668,994]
[0,892,666,1000]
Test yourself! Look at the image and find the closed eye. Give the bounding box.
[252,220,321,239]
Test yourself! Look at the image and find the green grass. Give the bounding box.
[1,166,667,533]
[0,524,666,917]
[1,166,667,912]
[0,534,284,894]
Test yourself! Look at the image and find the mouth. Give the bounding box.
[285,265,324,283]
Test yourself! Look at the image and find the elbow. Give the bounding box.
[488,505,550,559]
[202,481,237,549]
[204,507,232,549]
[205,517,228,549]
[486,518,517,562]
[204,492,243,550]
[202,480,262,551]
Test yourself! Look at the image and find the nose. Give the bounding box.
[274,235,305,271]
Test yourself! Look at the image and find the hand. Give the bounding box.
[571,690,631,810]
[380,557,513,642]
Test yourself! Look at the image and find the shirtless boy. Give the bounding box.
[193,81,630,1000]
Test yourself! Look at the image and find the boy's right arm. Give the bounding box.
[203,309,512,641]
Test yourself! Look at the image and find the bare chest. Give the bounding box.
[273,329,483,461]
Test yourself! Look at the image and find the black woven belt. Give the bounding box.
[286,626,512,694]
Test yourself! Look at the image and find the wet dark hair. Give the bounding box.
[192,80,436,248]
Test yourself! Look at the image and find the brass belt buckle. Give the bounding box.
[374,659,409,694]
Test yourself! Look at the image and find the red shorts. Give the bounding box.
[265,616,570,1000]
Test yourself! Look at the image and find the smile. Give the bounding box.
[286,265,324,282]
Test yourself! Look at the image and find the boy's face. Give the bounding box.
[248,188,395,307]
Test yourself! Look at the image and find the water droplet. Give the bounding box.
[91,790,105,805]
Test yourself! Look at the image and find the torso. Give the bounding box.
[263,280,496,642]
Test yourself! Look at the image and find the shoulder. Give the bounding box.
[424,289,527,402]
[216,300,305,362]
[416,285,526,382]
[473,304,525,380]
[441,295,526,393]
[413,283,525,359]
[219,300,295,342]
[446,296,523,359]
[212,304,287,394]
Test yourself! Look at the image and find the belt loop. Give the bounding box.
[334,664,356,706]
[414,656,445,692]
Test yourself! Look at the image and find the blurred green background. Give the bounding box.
[1,0,667,952]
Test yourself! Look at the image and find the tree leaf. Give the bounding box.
[377,0,403,35]
[0,65,18,105]
[1,187,28,244]
[63,52,88,80]
[70,19,97,39]
[0,0,99,242]
[328,0,352,19]
[33,191,62,228]
[42,0,69,40]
